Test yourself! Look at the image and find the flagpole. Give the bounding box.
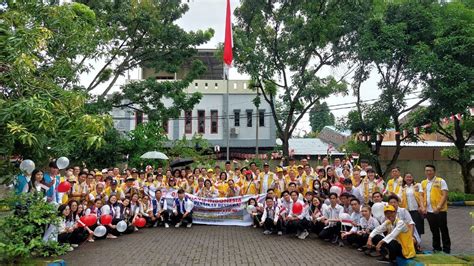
[226,70,230,161]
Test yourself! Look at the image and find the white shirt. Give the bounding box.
[404,184,420,211]
[261,173,270,194]
[370,219,409,244]
[425,178,448,213]
[322,204,344,227]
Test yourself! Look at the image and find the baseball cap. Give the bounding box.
[111,179,118,185]
[384,205,396,213]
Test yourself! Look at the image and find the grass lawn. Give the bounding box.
[412,254,474,265]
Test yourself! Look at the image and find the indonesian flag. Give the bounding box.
[376,134,382,142]
[470,107,474,116]
[223,0,233,78]
[402,129,408,138]
[455,113,462,120]
[413,127,420,135]
[422,123,431,129]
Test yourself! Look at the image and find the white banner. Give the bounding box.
[162,188,265,226]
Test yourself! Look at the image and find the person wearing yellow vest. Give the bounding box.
[400,173,424,237]
[420,164,450,254]
[258,163,275,194]
[385,167,403,196]
[367,205,416,263]
[273,167,286,197]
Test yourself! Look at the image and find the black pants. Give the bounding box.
[70,227,89,244]
[297,218,311,233]
[310,221,325,235]
[253,213,263,227]
[171,212,193,226]
[426,212,451,253]
[58,230,86,245]
[263,218,281,232]
[318,222,341,240]
[151,211,170,226]
[372,234,408,260]
[409,210,424,235]
[346,233,369,248]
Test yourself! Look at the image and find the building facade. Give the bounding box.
[110,49,276,155]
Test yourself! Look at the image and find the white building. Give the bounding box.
[110,49,276,156]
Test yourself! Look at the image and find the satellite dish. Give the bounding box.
[275,139,283,146]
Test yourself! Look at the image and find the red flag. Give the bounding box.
[223,0,233,69]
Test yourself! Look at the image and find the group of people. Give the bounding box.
[13,157,451,263]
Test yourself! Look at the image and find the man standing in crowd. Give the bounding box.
[421,164,451,254]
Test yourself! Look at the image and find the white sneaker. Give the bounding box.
[263,230,272,235]
[277,231,283,236]
[298,230,309,240]
[153,223,158,228]
[186,223,192,228]
[71,244,79,248]
[67,246,74,252]
[175,222,182,228]
[165,223,169,228]
[134,227,139,232]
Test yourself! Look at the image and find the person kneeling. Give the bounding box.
[366,205,416,263]
[260,196,282,235]
[171,189,194,228]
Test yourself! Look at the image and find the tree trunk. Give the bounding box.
[282,135,290,164]
[460,159,474,194]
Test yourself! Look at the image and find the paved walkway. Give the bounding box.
[61,207,473,266]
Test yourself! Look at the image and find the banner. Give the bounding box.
[161,188,265,226]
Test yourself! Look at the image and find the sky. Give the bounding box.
[84,0,423,135]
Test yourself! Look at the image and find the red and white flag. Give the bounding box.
[455,113,462,120]
[422,123,431,129]
[402,129,408,138]
[470,107,474,116]
[413,127,419,135]
[223,0,233,78]
[376,134,382,142]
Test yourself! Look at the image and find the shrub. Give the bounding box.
[0,192,69,263]
[448,191,466,202]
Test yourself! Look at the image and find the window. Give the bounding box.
[184,110,192,134]
[234,110,240,127]
[135,111,144,126]
[246,110,253,127]
[163,119,169,134]
[211,110,218,134]
[259,110,265,127]
[197,110,205,134]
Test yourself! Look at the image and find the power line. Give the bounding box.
[112,93,424,122]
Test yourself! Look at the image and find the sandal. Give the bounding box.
[87,239,95,243]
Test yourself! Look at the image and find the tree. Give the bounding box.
[409,2,474,193]
[0,2,110,183]
[233,0,372,158]
[309,102,335,132]
[344,1,436,177]
[76,0,214,96]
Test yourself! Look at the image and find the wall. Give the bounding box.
[380,160,464,192]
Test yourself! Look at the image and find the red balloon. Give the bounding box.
[100,214,113,225]
[292,202,303,215]
[80,215,97,227]
[57,181,71,193]
[134,217,146,228]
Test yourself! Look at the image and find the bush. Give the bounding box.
[448,191,466,202]
[0,192,69,263]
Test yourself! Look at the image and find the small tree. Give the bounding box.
[309,102,335,132]
[0,193,69,263]
[344,1,436,177]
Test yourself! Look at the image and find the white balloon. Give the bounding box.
[19,160,35,174]
[116,220,127,233]
[56,157,69,170]
[246,205,256,214]
[93,225,107,237]
[275,138,283,146]
[372,202,385,220]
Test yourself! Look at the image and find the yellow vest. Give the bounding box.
[421,177,448,212]
[400,183,420,209]
[386,177,403,195]
[386,219,416,259]
[258,172,275,194]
